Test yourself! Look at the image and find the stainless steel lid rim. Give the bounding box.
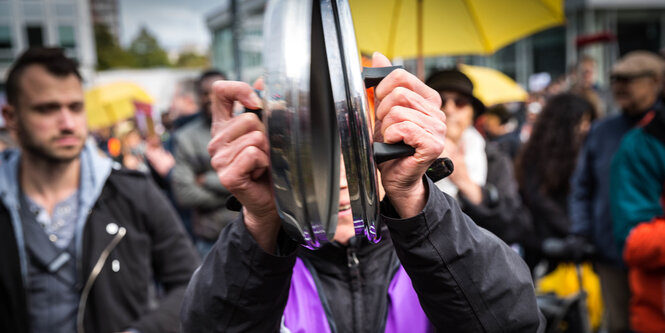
[326,0,381,242]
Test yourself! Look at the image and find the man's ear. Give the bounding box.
[2,104,17,130]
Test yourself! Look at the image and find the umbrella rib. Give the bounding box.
[386,0,403,59]
[535,0,564,21]
[461,0,492,52]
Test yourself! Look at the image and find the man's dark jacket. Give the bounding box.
[181,178,545,332]
[0,145,200,333]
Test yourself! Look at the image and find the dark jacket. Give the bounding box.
[569,109,654,266]
[0,145,200,333]
[519,165,571,269]
[172,115,238,241]
[181,178,545,332]
[458,142,533,245]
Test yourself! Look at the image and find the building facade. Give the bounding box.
[0,0,97,87]
[90,0,120,40]
[206,0,665,89]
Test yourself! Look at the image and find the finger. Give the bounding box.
[208,113,266,157]
[378,106,446,141]
[217,145,271,191]
[383,121,445,162]
[371,52,392,68]
[209,130,269,171]
[253,77,265,91]
[210,81,262,124]
[374,69,442,108]
[375,86,443,122]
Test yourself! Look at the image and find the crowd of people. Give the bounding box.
[0,45,664,332]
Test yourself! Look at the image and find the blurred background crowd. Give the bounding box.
[1,0,665,332]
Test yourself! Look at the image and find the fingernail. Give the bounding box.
[251,94,263,109]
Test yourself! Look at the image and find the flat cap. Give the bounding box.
[611,50,665,79]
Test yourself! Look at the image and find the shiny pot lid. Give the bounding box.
[261,0,451,248]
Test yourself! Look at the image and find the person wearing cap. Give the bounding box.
[180,53,545,332]
[569,50,665,333]
[610,55,665,333]
[424,68,532,248]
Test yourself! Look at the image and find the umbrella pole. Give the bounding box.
[416,0,424,81]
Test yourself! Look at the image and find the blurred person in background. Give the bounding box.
[0,47,199,333]
[172,69,238,257]
[117,124,148,172]
[425,68,532,248]
[612,97,665,333]
[570,55,613,117]
[569,50,665,333]
[520,92,545,143]
[610,59,665,333]
[515,93,596,270]
[482,104,521,159]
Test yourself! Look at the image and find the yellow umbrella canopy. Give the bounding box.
[459,64,527,106]
[350,0,564,58]
[84,82,153,130]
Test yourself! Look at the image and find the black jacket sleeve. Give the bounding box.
[382,177,545,333]
[180,217,298,332]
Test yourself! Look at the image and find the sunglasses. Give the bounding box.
[610,73,654,84]
[441,95,471,109]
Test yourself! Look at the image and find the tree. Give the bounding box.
[94,23,136,70]
[128,27,170,68]
[174,51,210,68]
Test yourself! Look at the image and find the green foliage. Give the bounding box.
[94,24,207,70]
[128,27,170,68]
[94,23,136,70]
[174,51,209,68]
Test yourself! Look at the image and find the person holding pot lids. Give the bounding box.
[181,53,544,332]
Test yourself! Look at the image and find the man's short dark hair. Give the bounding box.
[196,69,227,93]
[5,47,81,107]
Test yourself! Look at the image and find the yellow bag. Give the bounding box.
[537,263,604,330]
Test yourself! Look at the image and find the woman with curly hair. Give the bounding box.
[516,93,597,269]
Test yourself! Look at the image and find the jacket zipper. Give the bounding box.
[76,226,126,333]
[347,246,362,332]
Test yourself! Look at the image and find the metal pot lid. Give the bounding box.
[261,0,449,247]
[318,0,382,242]
[263,0,340,248]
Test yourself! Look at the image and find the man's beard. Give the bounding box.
[17,123,86,164]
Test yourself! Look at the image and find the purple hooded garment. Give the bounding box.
[282,258,433,332]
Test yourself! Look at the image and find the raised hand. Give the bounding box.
[207,80,281,252]
[372,52,446,218]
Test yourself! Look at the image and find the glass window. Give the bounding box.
[531,26,566,79]
[0,25,12,63]
[23,3,43,18]
[213,28,235,77]
[58,25,75,48]
[55,3,76,17]
[0,25,11,49]
[618,19,660,56]
[26,25,43,47]
[0,3,10,18]
[492,44,517,80]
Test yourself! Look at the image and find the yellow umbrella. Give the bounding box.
[84,82,153,130]
[459,64,527,106]
[350,0,564,78]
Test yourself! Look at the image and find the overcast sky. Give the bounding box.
[118,0,222,52]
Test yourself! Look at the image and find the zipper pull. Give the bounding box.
[347,249,359,268]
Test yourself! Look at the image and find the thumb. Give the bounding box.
[371,52,392,68]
